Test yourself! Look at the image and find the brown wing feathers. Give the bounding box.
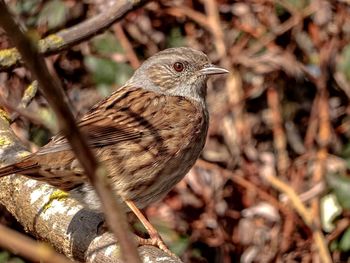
[0,87,204,192]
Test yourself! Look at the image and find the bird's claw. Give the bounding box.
[135,235,177,259]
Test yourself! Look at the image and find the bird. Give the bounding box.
[0,47,228,253]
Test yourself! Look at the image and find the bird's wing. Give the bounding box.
[37,86,199,155]
[0,86,205,193]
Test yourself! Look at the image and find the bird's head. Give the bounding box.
[127,47,228,103]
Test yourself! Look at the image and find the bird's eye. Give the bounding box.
[173,62,184,72]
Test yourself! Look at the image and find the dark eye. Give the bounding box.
[173,62,184,72]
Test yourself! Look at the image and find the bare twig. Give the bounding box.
[113,23,141,69]
[10,80,38,122]
[202,0,226,57]
[0,224,73,263]
[309,40,335,263]
[0,2,141,263]
[165,7,210,31]
[0,96,54,132]
[243,2,317,57]
[0,0,148,71]
[267,86,290,175]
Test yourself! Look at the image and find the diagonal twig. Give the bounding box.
[0,0,149,71]
[0,224,73,263]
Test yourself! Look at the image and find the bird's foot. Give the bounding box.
[135,235,177,258]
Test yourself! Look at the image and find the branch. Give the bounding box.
[10,81,38,123]
[0,224,72,263]
[0,0,148,71]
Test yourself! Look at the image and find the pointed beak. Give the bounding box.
[199,64,229,75]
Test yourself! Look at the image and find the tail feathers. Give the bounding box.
[0,159,40,177]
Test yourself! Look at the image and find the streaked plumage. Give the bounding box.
[0,47,228,210]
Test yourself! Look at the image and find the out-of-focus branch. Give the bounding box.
[267,86,290,175]
[0,2,141,263]
[11,81,38,119]
[165,7,210,31]
[0,95,53,131]
[203,0,226,58]
[0,0,148,71]
[242,2,317,57]
[0,224,73,263]
[113,23,141,69]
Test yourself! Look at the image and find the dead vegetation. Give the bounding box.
[0,0,350,262]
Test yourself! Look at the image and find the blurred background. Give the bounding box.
[0,0,350,262]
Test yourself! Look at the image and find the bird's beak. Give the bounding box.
[199,64,229,75]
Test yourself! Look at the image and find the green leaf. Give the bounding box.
[38,0,67,29]
[0,251,9,263]
[114,63,134,86]
[13,0,42,14]
[166,27,185,48]
[337,44,350,82]
[327,173,350,210]
[150,218,189,256]
[30,107,56,146]
[339,228,350,252]
[169,236,189,256]
[341,139,350,169]
[96,84,113,98]
[284,0,309,9]
[275,3,287,17]
[84,56,133,86]
[0,251,25,263]
[330,239,339,251]
[85,56,119,85]
[92,32,123,55]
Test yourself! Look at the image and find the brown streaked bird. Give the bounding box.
[0,47,228,253]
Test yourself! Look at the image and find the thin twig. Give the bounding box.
[309,39,335,263]
[0,0,148,71]
[113,23,141,69]
[235,2,317,58]
[0,224,73,263]
[10,81,38,123]
[165,7,210,31]
[267,86,290,175]
[202,0,226,57]
[0,96,54,132]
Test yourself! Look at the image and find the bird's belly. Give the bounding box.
[128,140,204,209]
[71,131,205,211]
[133,168,187,208]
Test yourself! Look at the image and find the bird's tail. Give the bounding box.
[0,159,39,177]
[0,156,83,191]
